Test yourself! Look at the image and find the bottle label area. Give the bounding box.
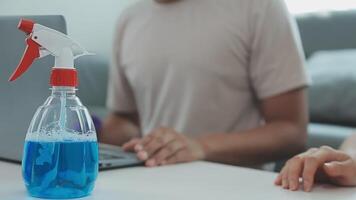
[22,140,99,198]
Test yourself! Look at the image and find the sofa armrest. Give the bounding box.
[307,123,355,149]
[296,10,356,58]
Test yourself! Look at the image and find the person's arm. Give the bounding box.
[275,134,356,192]
[199,88,308,166]
[122,88,308,167]
[99,112,140,146]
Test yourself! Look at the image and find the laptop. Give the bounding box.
[0,142,143,170]
[98,143,143,170]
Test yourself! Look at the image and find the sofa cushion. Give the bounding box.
[307,49,356,127]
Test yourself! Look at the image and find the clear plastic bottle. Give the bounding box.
[22,86,98,199]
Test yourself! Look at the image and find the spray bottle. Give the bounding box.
[9,18,98,199]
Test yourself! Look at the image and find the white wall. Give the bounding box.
[285,0,356,14]
[0,0,136,59]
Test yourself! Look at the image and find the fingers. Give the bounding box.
[312,146,349,163]
[274,173,283,186]
[122,138,141,152]
[302,147,348,191]
[274,166,289,189]
[275,146,352,192]
[323,159,356,186]
[323,161,344,177]
[134,129,165,152]
[165,148,188,165]
[142,129,176,158]
[302,156,319,192]
[301,146,350,191]
[287,157,304,191]
[275,150,313,188]
[277,152,310,190]
[135,128,176,162]
[282,165,289,189]
[150,140,185,166]
[130,127,204,167]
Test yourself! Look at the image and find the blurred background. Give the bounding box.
[0,0,355,58]
[1,0,356,164]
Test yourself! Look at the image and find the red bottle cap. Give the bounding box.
[50,68,78,87]
[18,18,35,34]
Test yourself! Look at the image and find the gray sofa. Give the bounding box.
[296,10,356,148]
[1,11,356,161]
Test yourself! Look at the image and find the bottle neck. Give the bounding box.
[51,86,76,96]
[50,68,78,87]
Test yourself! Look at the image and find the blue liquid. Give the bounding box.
[22,141,99,199]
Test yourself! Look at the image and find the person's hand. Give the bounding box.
[122,127,206,167]
[275,146,356,192]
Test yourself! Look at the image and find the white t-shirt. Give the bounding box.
[107,0,309,136]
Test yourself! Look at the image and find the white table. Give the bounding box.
[1,161,356,200]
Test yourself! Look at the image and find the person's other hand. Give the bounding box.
[122,127,205,167]
[275,146,356,192]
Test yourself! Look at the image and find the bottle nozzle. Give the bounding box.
[18,18,34,34]
[10,18,91,86]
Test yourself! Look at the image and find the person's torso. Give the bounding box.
[119,0,263,136]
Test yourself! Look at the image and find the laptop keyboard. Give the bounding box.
[99,153,125,160]
[98,144,143,169]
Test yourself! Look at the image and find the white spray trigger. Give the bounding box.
[31,24,92,68]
